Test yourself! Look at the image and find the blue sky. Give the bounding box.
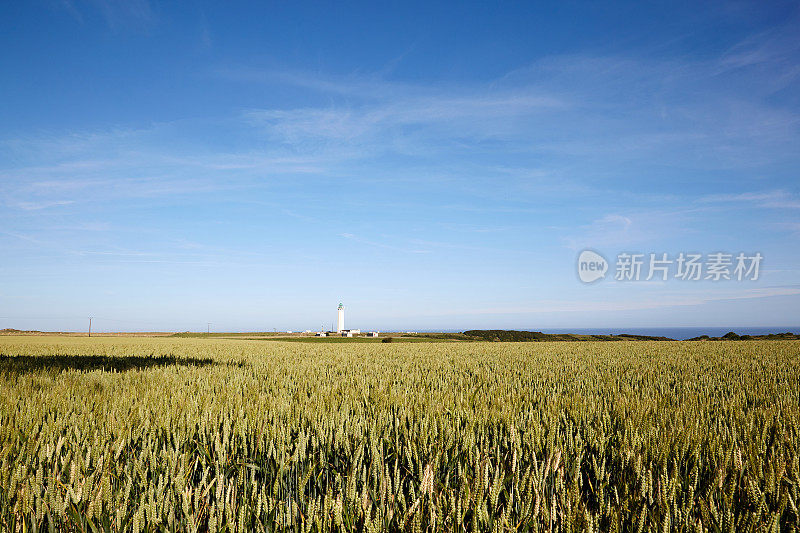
[1,1,799,332]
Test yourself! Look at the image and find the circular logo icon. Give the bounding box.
[577,250,608,283]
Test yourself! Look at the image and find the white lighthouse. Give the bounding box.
[336,302,345,333]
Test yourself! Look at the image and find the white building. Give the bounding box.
[315,332,327,337]
[367,332,379,337]
[341,331,353,337]
[336,303,345,333]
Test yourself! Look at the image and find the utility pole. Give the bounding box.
[207,323,211,335]
[88,317,93,337]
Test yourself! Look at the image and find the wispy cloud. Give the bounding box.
[338,232,430,254]
[53,0,156,29]
[422,286,800,316]
[216,33,800,177]
[242,92,565,150]
[699,189,800,209]
[14,200,75,211]
[716,19,800,94]
[563,213,660,251]
[5,18,800,218]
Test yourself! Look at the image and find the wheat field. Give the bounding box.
[0,336,798,532]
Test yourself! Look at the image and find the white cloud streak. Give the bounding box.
[422,286,800,316]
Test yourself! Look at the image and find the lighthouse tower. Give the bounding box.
[336,303,345,333]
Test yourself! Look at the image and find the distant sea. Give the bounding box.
[431,327,799,340]
[537,327,799,340]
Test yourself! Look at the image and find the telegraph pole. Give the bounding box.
[88,317,93,337]
[207,323,211,335]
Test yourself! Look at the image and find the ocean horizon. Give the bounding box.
[426,327,799,340]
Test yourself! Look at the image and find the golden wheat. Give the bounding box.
[0,336,798,531]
